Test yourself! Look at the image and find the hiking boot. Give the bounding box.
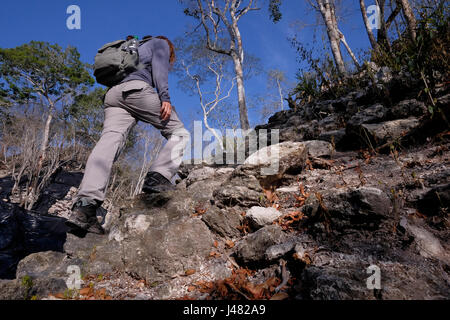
[142,171,175,194]
[66,198,104,234]
[86,216,105,235]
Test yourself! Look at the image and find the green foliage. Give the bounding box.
[290,38,344,101]
[269,0,282,23]
[0,41,94,105]
[21,275,33,288]
[291,3,449,106]
[63,87,106,148]
[63,288,79,299]
[21,275,33,300]
[373,4,449,88]
[294,71,321,102]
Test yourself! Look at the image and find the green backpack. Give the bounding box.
[93,37,152,87]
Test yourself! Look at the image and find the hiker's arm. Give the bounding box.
[151,40,171,104]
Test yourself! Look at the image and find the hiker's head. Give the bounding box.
[154,35,176,68]
[126,35,135,41]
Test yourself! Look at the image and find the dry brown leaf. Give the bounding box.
[244,283,265,299]
[225,240,235,248]
[79,287,92,296]
[265,277,281,289]
[209,251,221,258]
[217,280,229,297]
[270,292,289,300]
[263,188,279,204]
[185,269,196,276]
[96,288,106,298]
[53,293,65,300]
[187,286,196,292]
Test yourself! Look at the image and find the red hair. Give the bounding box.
[156,36,176,67]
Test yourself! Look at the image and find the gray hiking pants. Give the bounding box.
[76,80,189,203]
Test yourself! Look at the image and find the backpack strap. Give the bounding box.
[139,36,153,46]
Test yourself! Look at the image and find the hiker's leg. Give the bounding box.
[149,125,190,181]
[76,106,136,202]
[113,80,189,181]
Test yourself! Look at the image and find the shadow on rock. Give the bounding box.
[0,201,68,279]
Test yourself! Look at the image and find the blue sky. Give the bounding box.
[0,0,373,128]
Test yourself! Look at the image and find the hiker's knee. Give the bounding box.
[163,126,190,141]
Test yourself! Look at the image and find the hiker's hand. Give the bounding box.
[160,101,172,121]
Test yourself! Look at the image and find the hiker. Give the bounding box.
[66,35,189,235]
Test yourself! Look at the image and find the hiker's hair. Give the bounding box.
[143,35,176,68]
[126,35,134,41]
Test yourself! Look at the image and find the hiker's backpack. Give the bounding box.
[93,37,152,87]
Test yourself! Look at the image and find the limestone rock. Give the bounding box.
[201,206,242,238]
[361,118,420,143]
[245,206,283,229]
[121,218,215,282]
[234,224,287,265]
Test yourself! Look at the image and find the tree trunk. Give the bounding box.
[39,107,54,167]
[276,78,284,110]
[27,103,54,209]
[231,52,250,130]
[376,0,392,51]
[396,0,417,41]
[389,0,403,40]
[359,0,380,51]
[230,7,250,131]
[340,33,360,70]
[317,0,347,76]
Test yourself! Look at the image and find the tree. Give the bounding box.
[181,0,264,130]
[63,87,107,149]
[306,0,360,75]
[268,69,288,112]
[396,0,417,41]
[175,36,237,146]
[258,69,292,122]
[0,41,93,208]
[359,0,417,53]
[359,0,381,51]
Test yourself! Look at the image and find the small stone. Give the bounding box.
[246,206,283,229]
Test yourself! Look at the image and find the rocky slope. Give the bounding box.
[0,68,449,300]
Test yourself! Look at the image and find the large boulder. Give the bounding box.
[347,104,388,127]
[389,99,427,119]
[243,141,308,187]
[298,251,450,300]
[0,202,67,279]
[201,206,242,238]
[399,217,450,263]
[214,142,308,209]
[300,140,334,158]
[234,224,288,265]
[14,251,80,298]
[213,171,264,209]
[302,186,392,232]
[361,118,420,144]
[243,141,308,176]
[119,217,215,283]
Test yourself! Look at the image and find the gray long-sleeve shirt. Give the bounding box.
[121,38,171,103]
